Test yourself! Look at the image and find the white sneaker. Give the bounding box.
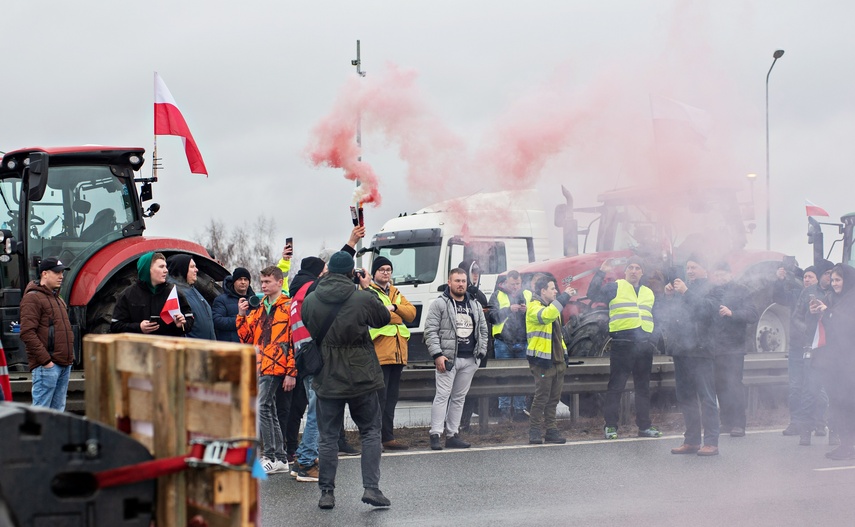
[268,459,289,474]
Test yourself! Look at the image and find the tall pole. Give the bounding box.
[765,49,785,251]
[352,41,367,266]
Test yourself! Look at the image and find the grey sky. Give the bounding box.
[2,1,853,268]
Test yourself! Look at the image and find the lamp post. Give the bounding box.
[765,49,785,251]
[747,173,757,212]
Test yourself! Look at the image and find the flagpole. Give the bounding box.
[352,40,367,268]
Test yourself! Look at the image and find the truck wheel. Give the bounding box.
[564,309,611,357]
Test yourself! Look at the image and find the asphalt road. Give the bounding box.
[260,430,855,527]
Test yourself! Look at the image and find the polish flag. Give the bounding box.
[160,285,182,325]
[812,318,826,349]
[805,199,830,217]
[154,72,208,176]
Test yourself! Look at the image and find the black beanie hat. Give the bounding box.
[167,254,192,280]
[300,257,325,278]
[815,259,834,277]
[232,267,251,282]
[371,256,393,277]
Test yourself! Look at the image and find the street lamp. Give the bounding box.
[765,49,785,251]
[746,173,757,209]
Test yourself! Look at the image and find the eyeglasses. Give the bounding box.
[377,268,392,274]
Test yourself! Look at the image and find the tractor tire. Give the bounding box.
[564,309,611,357]
[738,261,797,353]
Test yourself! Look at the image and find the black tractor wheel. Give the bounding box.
[564,309,611,357]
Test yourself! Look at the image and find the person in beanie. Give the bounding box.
[588,256,661,440]
[301,251,392,509]
[20,257,74,410]
[365,256,416,450]
[167,255,215,340]
[112,252,192,337]
[212,267,256,342]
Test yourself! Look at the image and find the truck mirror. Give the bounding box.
[26,152,50,202]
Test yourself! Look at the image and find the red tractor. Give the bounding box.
[517,184,791,356]
[0,146,227,371]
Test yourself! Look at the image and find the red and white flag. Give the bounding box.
[805,199,830,217]
[154,72,208,176]
[812,318,826,349]
[160,285,182,325]
[0,340,11,401]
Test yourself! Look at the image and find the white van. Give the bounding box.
[364,189,550,363]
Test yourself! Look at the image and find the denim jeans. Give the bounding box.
[316,392,382,492]
[257,374,287,462]
[791,350,828,429]
[494,339,527,412]
[430,356,479,436]
[604,340,653,430]
[674,356,720,447]
[296,375,318,467]
[31,363,72,411]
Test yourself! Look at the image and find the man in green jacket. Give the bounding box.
[301,251,391,510]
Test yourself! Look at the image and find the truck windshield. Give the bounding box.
[26,165,136,281]
[377,243,441,285]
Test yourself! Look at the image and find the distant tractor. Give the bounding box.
[807,213,855,267]
[517,184,789,357]
[0,146,227,371]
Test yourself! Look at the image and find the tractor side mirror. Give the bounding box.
[26,152,50,202]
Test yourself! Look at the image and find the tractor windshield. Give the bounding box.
[26,165,136,281]
[0,176,23,289]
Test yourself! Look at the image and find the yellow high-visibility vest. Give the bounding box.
[368,288,411,340]
[608,279,654,333]
[492,290,510,336]
[525,297,566,361]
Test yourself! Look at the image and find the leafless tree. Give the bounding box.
[194,215,280,284]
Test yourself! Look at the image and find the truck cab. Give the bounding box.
[366,190,550,363]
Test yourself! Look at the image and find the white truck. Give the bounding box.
[363,189,551,363]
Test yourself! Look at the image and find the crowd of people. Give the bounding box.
[18,224,855,511]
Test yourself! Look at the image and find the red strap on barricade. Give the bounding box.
[94,443,252,489]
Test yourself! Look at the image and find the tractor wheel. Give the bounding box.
[738,261,797,353]
[86,265,137,335]
[564,309,611,357]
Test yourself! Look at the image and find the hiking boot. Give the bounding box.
[671,443,700,455]
[362,488,391,507]
[318,490,335,509]
[829,430,841,446]
[296,463,320,482]
[638,427,662,438]
[544,429,566,444]
[289,460,304,478]
[338,442,361,456]
[604,426,618,440]
[529,428,543,444]
[696,445,719,456]
[430,434,443,451]
[730,427,746,438]
[445,434,470,449]
[815,425,828,437]
[825,446,855,460]
[799,429,812,446]
[382,439,409,451]
[782,423,800,436]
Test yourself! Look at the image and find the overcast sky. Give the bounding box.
[2,0,853,268]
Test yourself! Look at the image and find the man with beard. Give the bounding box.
[212,267,255,342]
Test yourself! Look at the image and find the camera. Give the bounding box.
[353,269,366,285]
[247,295,262,310]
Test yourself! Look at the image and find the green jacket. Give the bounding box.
[301,273,390,399]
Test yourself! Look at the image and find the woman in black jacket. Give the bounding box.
[811,264,855,460]
[111,252,192,337]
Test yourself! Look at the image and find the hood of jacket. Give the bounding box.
[24,280,59,298]
[137,252,156,292]
[313,273,357,304]
[829,264,855,306]
[289,269,319,298]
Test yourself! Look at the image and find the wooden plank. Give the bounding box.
[152,341,187,527]
[83,334,116,425]
[213,471,243,505]
[114,339,155,375]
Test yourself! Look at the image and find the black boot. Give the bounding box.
[529,428,543,444]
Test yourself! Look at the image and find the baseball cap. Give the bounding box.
[38,257,69,274]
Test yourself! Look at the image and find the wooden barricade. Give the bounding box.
[84,333,257,527]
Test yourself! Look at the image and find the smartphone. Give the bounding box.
[149,316,161,323]
[285,237,293,251]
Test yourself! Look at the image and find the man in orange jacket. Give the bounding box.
[237,265,295,475]
[366,256,417,450]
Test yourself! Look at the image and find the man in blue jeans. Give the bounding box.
[20,257,75,411]
[489,270,528,421]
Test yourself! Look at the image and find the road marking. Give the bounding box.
[814,466,855,472]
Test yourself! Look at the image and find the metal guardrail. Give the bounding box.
[7,353,788,420]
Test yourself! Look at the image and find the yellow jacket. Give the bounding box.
[367,283,416,365]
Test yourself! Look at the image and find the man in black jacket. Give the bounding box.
[708,262,758,438]
[301,251,391,510]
